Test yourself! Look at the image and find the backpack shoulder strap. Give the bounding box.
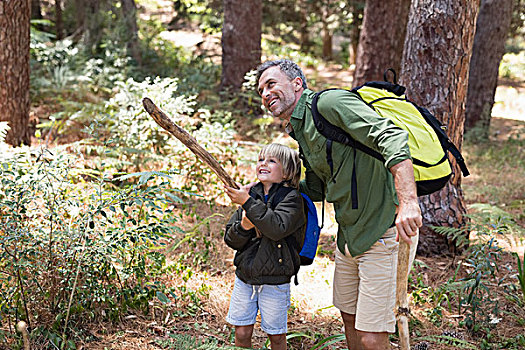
[311,89,385,163]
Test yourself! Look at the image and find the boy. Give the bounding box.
[224,143,306,350]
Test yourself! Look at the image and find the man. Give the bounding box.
[256,59,422,350]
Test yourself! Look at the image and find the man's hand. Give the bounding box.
[390,159,423,244]
[224,182,256,206]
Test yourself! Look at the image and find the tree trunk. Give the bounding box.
[221,0,262,92]
[120,0,142,65]
[83,0,104,54]
[465,0,513,138]
[322,23,333,61]
[400,0,479,256]
[348,1,364,67]
[31,0,42,20]
[55,0,64,40]
[353,0,411,87]
[299,1,310,52]
[0,0,31,147]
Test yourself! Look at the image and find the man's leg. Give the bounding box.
[235,324,254,348]
[340,311,361,350]
[356,330,390,350]
[268,333,287,350]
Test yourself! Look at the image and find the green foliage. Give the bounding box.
[262,38,321,68]
[170,0,223,34]
[0,122,9,143]
[0,146,184,345]
[432,204,523,250]
[101,76,238,197]
[459,238,504,332]
[499,51,525,80]
[411,263,463,326]
[512,252,525,302]
[413,335,477,349]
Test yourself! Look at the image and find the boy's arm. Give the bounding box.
[224,207,256,250]
[242,190,305,241]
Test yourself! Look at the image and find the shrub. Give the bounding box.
[0,145,184,347]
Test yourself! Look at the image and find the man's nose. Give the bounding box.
[262,87,271,99]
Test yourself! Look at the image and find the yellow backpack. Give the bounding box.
[311,70,469,203]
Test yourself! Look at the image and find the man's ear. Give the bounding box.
[294,77,303,91]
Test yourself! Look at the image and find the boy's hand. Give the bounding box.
[240,213,255,230]
[224,183,252,205]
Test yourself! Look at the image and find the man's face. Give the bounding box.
[257,66,301,120]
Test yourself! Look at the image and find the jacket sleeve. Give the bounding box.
[242,189,305,241]
[318,90,411,169]
[224,207,256,250]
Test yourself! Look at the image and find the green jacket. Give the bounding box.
[290,89,411,256]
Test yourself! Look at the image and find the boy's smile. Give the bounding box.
[257,155,285,192]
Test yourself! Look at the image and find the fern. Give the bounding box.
[0,122,10,144]
[413,335,477,349]
[430,225,469,248]
[155,333,241,349]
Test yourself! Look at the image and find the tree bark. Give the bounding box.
[0,0,31,147]
[55,0,64,40]
[465,0,513,138]
[400,0,479,256]
[353,0,411,87]
[348,1,364,67]
[31,0,42,20]
[120,0,142,65]
[221,0,262,92]
[322,23,333,61]
[299,0,311,52]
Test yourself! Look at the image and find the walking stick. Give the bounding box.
[396,239,411,350]
[142,97,239,189]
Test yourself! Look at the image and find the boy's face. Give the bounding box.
[256,154,285,186]
[257,66,302,121]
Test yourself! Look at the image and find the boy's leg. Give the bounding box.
[258,284,290,349]
[235,324,254,348]
[226,277,259,347]
[268,333,286,350]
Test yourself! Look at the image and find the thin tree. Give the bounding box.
[348,0,364,67]
[55,0,64,40]
[31,0,42,20]
[353,0,411,87]
[221,0,262,92]
[400,0,479,255]
[0,0,31,147]
[120,0,142,65]
[465,0,514,139]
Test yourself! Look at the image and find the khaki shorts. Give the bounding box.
[333,227,418,333]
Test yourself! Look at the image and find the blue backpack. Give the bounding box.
[269,187,321,266]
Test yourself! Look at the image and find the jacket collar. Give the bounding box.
[250,182,288,201]
[291,89,315,122]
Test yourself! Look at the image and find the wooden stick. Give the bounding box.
[396,239,411,350]
[142,97,239,189]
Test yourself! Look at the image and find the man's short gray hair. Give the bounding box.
[256,59,308,89]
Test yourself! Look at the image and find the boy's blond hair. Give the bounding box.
[259,143,301,189]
